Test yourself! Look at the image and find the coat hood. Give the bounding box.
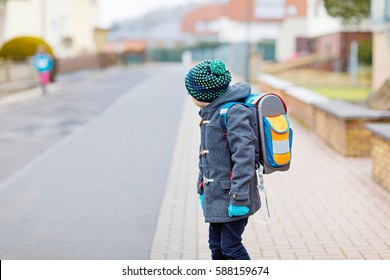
[199,82,251,116]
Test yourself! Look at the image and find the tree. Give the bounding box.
[0,36,54,61]
[324,0,370,25]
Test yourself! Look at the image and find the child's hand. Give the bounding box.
[199,194,205,209]
[228,205,249,217]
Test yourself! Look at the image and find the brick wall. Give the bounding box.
[315,109,347,155]
[371,134,390,191]
[346,119,374,156]
[315,107,390,156]
[258,81,286,97]
[258,74,390,158]
[284,95,316,128]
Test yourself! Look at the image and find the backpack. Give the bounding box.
[219,93,293,217]
[219,92,293,174]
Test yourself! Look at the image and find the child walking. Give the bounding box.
[33,45,53,95]
[184,59,261,260]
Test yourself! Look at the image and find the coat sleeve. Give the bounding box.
[226,105,256,206]
[197,145,204,195]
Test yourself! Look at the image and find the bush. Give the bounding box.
[358,40,372,65]
[0,36,54,61]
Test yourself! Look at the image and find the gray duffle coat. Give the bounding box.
[197,82,261,223]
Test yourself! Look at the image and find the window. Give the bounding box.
[385,0,390,22]
[195,21,219,32]
[255,0,286,19]
[287,5,298,16]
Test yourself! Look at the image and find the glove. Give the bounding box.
[199,194,204,210]
[228,204,249,217]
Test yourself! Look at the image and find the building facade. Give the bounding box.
[371,0,390,91]
[181,0,345,62]
[0,0,5,44]
[276,0,343,61]
[3,0,98,57]
[181,0,283,44]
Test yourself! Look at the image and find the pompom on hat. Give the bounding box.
[185,59,232,102]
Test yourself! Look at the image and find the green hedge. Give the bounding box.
[358,40,372,65]
[0,36,54,61]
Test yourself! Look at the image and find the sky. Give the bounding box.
[97,0,212,28]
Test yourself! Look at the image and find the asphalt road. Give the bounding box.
[0,63,187,259]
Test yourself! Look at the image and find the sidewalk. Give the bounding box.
[151,96,390,260]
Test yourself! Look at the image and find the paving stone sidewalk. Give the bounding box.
[151,93,390,260]
[0,68,103,111]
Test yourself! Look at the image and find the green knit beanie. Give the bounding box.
[185,59,232,102]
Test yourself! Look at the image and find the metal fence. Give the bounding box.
[0,52,126,89]
[146,43,251,80]
[56,52,125,74]
[192,43,250,80]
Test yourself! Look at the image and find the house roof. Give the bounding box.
[181,0,304,35]
[181,4,226,34]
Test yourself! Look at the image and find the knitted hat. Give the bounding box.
[185,59,232,102]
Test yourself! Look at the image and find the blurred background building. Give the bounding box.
[1,0,99,57]
[371,0,390,92]
[0,1,6,44]
[0,0,375,64]
[108,0,349,63]
[1,0,387,97]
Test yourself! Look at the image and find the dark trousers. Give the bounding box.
[208,218,250,260]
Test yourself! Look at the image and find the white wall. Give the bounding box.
[68,0,98,55]
[0,2,6,44]
[276,0,343,61]
[276,17,307,61]
[4,0,98,57]
[219,18,279,43]
[372,28,390,91]
[371,0,390,91]
[5,0,42,39]
[305,0,341,37]
[371,0,389,23]
[45,0,71,56]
